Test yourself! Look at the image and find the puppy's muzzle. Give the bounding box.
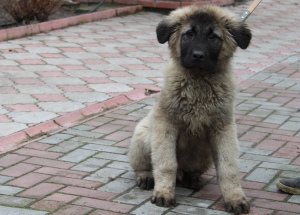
[192,51,205,61]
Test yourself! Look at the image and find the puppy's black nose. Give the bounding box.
[192,51,205,61]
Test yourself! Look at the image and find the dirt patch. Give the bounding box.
[0,2,129,30]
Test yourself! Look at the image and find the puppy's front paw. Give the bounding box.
[151,190,177,207]
[225,197,250,215]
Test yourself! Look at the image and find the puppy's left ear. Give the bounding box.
[230,23,252,49]
[156,19,176,44]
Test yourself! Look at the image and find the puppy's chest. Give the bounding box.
[163,77,232,132]
[177,78,225,112]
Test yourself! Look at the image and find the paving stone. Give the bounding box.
[73,197,134,213]
[71,137,116,145]
[113,187,152,205]
[248,108,274,118]
[130,201,169,215]
[0,205,47,215]
[94,152,128,162]
[0,163,40,177]
[39,134,74,144]
[65,92,111,103]
[280,121,300,131]
[0,154,28,167]
[85,167,126,183]
[107,161,132,171]
[47,141,84,153]
[288,195,300,204]
[241,153,291,164]
[7,172,51,188]
[98,178,136,194]
[52,205,93,215]
[7,111,58,124]
[0,195,35,207]
[82,143,109,152]
[264,176,286,193]
[59,186,116,200]
[121,103,145,111]
[279,170,299,178]
[121,171,136,180]
[89,83,133,92]
[38,101,86,112]
[252,199,300,214]
[35,167,89,179]
[71,158,110,172]
[0,122,28,136]
[17,183,64,199]
[0,175,13,184]
[239,146,272,156]
[73,125,95,131]
[259,162,300,172]
[98,146,128,154]
[171,205,228,215]
[246,168,279,183]
[239,159,261,173]
[59,148,97,163]
[63,128,104,138]
[0,185,24,195]
[176,196,214,208]
[15,148,62,159]
[47,176,103,189]
[24,157,75,169]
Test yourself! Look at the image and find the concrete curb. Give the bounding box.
[0,5,143,42]
[0,88,158,154]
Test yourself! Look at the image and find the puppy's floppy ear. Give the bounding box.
[156,19,176,44]
[229,22,252,49]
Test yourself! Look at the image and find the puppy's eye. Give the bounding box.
[209,34,217,40]
[186,31,195,38]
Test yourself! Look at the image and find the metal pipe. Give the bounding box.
[241,0,262,22]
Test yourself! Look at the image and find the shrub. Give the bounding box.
[2,0,63,24]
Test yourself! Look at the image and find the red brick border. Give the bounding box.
[81,0,235,9]
[0,89,159,154]
[0,5,142,42]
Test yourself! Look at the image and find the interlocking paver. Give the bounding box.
[0,154,28,167]
[35,167,89,179]
[0,163,39,177]
[17,183,64,199]
[85,167,126,183]
[0,0,299,214]
[71,157,110,172]
[7,172,51,188]
[73,197,134,213]
[59,148,97,163]
[52,205,93,215]
[0,205,47,215]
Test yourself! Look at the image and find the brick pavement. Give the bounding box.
[0,0,299,214]
[0,0,299,139]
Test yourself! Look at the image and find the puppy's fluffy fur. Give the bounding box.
[128,5,252,214]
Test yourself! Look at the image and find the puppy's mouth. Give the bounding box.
[180,56,217,71]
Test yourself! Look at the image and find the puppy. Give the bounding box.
[128,5,252,214]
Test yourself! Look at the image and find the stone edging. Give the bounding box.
[0,5,143,42]
[0,88,159,154]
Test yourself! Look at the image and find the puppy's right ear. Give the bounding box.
[156,19,176,44]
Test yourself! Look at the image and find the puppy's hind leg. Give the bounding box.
[128,116,154,190]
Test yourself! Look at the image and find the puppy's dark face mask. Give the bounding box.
[156,11,252,71]
[180,14,223,71]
